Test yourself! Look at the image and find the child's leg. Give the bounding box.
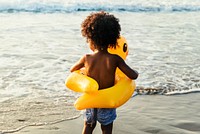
[100,122,113,134]
[82,121,97,134]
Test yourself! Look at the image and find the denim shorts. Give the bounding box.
[83,108,116,126]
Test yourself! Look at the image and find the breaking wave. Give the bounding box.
[1,1,200,13]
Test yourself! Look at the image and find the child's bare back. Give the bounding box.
[70,11,138,134]
[71,49,138,89]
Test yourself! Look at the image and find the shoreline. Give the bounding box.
[3,93,200,134]
[10,116,104,134]
[1,115,81,134]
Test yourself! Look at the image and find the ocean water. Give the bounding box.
[0,0,200,132]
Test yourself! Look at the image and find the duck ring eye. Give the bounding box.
[123,43,127,52]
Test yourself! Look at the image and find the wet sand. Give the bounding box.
[11,93,200,134]
[1,7,200,134]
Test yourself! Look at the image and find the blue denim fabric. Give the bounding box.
[84,108,116,125]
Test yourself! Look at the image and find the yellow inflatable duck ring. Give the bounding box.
[65,36,136,110]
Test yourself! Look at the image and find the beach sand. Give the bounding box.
[12,93,200,134]
[1,4,200,134]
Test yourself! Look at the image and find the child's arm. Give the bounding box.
[117,56,138,80]
[70,55,85,72]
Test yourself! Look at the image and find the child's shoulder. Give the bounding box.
[109,53,122,58]
[83,53,96,59]
[108,53,124,62]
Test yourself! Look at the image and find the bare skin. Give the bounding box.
[70,47,138,134]
[70,49,138,89]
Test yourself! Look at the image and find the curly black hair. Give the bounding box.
[81,11,121,49]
